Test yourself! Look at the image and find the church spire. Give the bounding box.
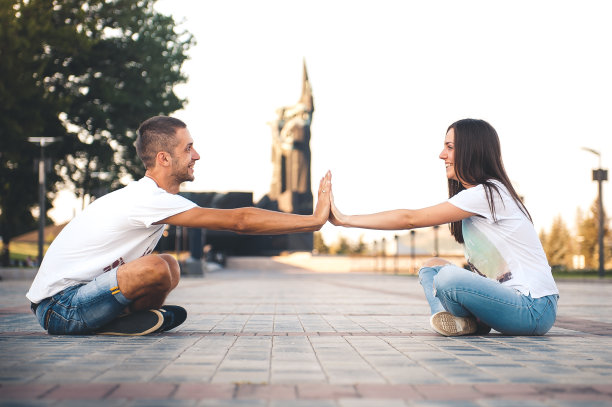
[300,58,314,112]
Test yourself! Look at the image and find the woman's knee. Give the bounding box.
[433,265,471,291]
[419,258,452,281]
[421,257,452,269]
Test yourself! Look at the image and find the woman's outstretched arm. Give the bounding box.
[329,183,474,231]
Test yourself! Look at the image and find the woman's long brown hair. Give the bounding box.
[448,119,531,243]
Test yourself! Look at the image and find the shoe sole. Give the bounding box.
[430,312,477,336]
[98,309,164,336]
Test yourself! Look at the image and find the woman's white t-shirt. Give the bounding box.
[448,180,559,298]
[26,177,197,303]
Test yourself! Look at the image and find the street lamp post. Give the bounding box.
[582,147,608,278]
[373,240,378,271]
[410,230,416,273]
[381,237,386,272]
[394,234,399,274]
[433,225,440,257]
[28,137,57,265]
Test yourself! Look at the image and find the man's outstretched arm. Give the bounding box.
[157,171,331,234]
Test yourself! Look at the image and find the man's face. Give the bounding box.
[170,127,200,183]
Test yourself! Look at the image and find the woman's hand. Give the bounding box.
[328,180,347,226]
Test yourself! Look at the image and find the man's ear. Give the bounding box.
[155,151,171,167]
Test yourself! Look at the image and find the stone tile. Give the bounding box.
[0,383,57,399]
[235,384,296,400]
[44,383,118,400]
[108,383,177,399]
[297,383,358,399]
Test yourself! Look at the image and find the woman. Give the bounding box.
[329,119,559,336]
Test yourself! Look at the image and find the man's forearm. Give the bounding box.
[232,207,324,234]
[162,206,325,234]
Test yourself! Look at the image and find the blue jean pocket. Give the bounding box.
[46,308,89,335]
[36,285,90,335]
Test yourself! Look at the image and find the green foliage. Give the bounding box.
[0,0,193,264]
[552,269,611,279]
[0,0,48,264]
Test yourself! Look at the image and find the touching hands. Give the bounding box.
[313,170,347,228]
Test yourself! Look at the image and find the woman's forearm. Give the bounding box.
[339,210,415,230]
[335,202,474,231]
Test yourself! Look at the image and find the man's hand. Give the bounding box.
[313,171,331,225]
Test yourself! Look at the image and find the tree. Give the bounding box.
[0,0,194,264]
[0,0,53,265]
[313,232,329,254]
[331,235,351,255]
[576,202,610,269]
[541,215,573,270]
[352,235,367,254]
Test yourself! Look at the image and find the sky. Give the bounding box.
[53,0,612,248]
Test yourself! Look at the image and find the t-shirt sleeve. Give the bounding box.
[130,191,197,227]
[448,185,495,221]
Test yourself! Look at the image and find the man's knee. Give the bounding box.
[149,255,175,288]
[158,254,180,288]
[159,253,179,268]
[127,255,173,292]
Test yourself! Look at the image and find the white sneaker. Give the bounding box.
[430,311,477,336]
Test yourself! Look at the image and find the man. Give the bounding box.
[27,116,331,336]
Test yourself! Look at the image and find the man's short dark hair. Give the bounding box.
[135,116,187,169]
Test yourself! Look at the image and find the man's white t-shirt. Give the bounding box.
[448,180,559,298]
[26,177,197,304]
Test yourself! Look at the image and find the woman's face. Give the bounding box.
[439,128,457,181]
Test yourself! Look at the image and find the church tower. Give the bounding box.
[265,60,314,215]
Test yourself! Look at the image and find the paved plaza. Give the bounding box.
[1,262,612,406]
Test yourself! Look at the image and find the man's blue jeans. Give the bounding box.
[419,264,558,335]
[32,267,131,335]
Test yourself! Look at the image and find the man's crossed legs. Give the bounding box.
[32,254,186,336]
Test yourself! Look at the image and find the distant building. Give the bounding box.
[159,61,316,259]
[262,59,314,216]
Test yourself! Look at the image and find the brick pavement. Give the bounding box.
[1,266,612,406]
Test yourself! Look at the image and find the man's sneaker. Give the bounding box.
[430,311,477,336]
[98,309,164,336]
[157,305,187,332]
